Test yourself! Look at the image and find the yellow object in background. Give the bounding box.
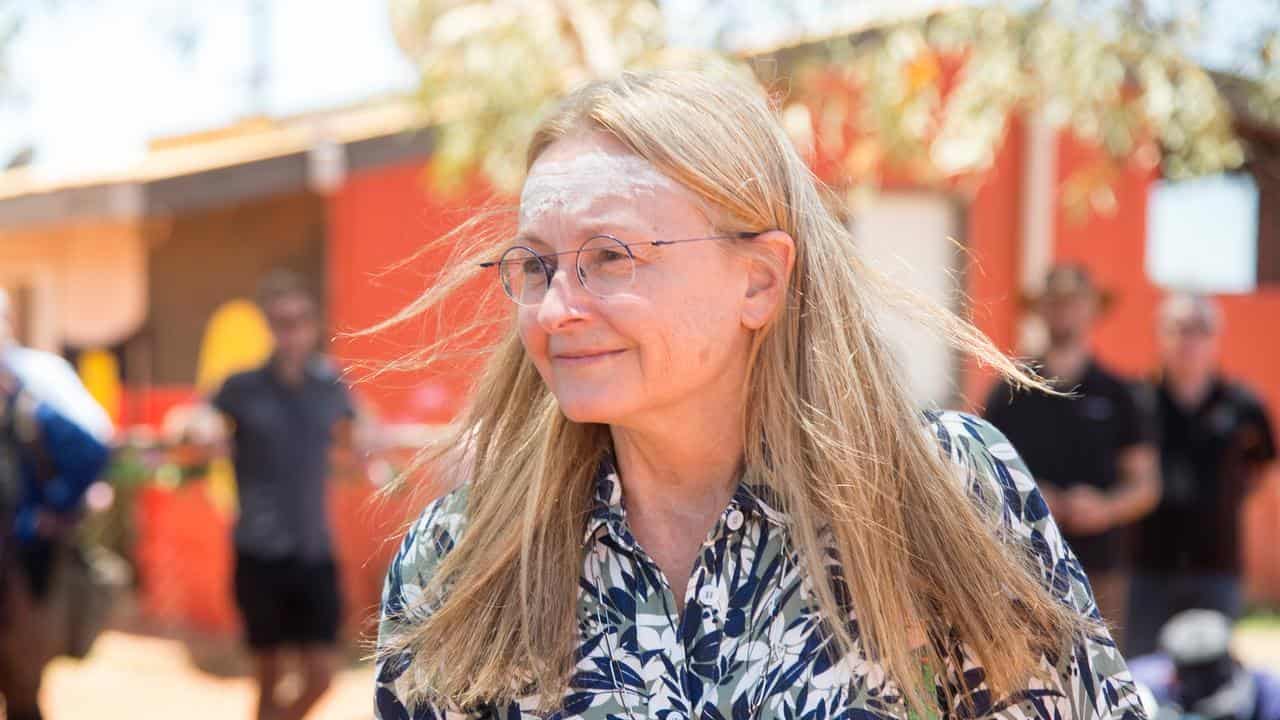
[78,349,122,423]
[205,456,239,515]
[195,299,273,394]
[194,299,273,515]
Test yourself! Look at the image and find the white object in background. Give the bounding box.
[4,346,115,443]
[307,135,347,194]
[1017,108,1057,357]
[850,191,962,409]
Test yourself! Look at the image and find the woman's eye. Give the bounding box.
[598,250,627,263]
[521,258,546,275]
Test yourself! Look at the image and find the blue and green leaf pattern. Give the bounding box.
[375,412,1146,720]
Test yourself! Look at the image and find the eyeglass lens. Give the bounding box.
[497,236,636,306]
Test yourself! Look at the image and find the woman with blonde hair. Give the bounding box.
[373,71,1144,720]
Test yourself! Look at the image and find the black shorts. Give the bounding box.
[233,552,341,650]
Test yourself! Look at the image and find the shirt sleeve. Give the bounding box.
[210,375,240,419]
[13,400,111,540]
[1111,381,1154,451]
[335,380,357,420]
[35,402,110,509]
[375,485,474,720]
[1239,392,1277,467]
[980,380,1015,435]
[928,412,1147,720]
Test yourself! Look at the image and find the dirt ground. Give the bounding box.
[41,631,375,720]
[31,623,1280,719]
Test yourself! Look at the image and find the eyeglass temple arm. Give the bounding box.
[650,231,760,247]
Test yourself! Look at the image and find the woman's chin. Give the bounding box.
[553,393,631,426]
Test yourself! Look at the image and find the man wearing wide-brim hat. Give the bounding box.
[984,263,1161,652]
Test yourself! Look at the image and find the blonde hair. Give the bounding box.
[374,70,1088,713]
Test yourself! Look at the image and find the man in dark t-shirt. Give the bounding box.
[1128,294,1277,656]
[205,271,358,720]
[984,265,1159,650]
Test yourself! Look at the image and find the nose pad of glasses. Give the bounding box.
[536,256,556,296]
[539,261,583,309]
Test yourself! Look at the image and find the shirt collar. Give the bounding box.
[582,453,788,547]
[262,354,335,386]
[1158,373,1228,416]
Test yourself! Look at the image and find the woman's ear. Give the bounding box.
[741,230,796,330]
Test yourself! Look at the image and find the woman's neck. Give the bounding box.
[608,401,746,611]
[1043,342,1090,384]
[610,417,744,520]
[1165,367,1215,410]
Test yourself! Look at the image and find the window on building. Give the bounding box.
[847,191,964,409]
[1146,173,1260,293]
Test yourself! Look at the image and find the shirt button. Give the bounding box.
[697,585,721,608]
[726,509,745,531]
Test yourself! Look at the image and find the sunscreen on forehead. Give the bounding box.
[519,151,683,224]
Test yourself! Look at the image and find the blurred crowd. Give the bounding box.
[985,263,1278,720]
[0,262,1276,720]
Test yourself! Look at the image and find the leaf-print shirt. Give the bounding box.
[374,412,1147,720]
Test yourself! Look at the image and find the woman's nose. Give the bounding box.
[536,267,589,331]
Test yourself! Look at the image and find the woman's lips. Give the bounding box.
[551,349,625,367]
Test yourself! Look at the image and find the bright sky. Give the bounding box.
[0,0,417,179]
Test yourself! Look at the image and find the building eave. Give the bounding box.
[0,100,435,231]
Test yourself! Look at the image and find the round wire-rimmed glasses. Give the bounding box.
[479,232,758,306]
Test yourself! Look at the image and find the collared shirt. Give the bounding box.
[1133,377,1276,574]
[212,356,354,561]
[375,412,1145,720]
[983,358,1152,572]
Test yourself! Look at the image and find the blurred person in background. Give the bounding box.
[0,290,113,445]
[1128,609,1280,720]
[0,290,112,720]
[1128,294,1276,657]
[984,263,1160,650]
[193,271,359,720]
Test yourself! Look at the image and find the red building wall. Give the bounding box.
[962,119,1026,405]
[327,160,498,424]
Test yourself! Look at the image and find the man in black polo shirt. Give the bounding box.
[1128,294,1277,656]
[984,264,1160,650]
[208,271,357,720]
